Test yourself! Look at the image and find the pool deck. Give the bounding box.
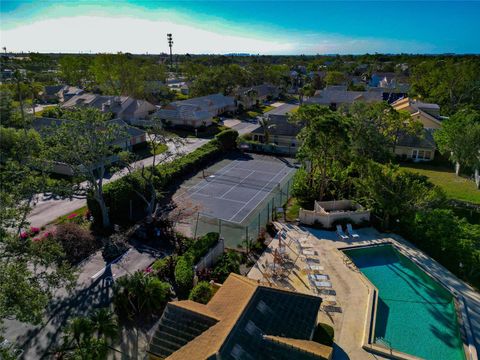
[247,224,480,360]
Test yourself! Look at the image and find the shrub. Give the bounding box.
[185,232,219,264]
[189,281,214,304]
[102,233,129,263]
[152,255,177,281]
[174,256,194,298]
[312,323,334,346]
[211,251,241,283]
[112,271,171,324]
[214,128,238,150]
[55,223,97,264]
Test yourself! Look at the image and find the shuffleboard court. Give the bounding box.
[184,156,296,224]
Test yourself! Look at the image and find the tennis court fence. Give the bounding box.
[192,177,294,249]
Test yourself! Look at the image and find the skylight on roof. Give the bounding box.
[245,320,261,336]
[256,300,271,315]
[231,344,245,359]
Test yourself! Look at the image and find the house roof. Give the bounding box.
[156,94,235,122]
[307,89,382,106]
[148,274,328,360]
[43,85,65,96]
[392,97,441,119]
[172,94,235,110]
[235,84,278,98]
[62,93,156,117]
[397,128,436,149]
[251,114,302,138]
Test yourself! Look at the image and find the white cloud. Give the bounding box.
[0,13,432,54]
[0,15,295,54]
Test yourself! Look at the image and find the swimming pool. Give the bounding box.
[344,244,465,360]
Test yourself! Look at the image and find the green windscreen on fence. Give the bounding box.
[193,173,295,249]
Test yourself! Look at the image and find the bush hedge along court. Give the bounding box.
[87,129,238,226]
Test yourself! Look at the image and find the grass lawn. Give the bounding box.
[52,206,89,225]
[400,163,480,204]
[239,104,275,119]
[34,105,56,117]
[285,197,301,222]
[166,123,228,139]
[134,142,168,159]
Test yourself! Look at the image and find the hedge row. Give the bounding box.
[174,255,194,298]
[88,129,238,226]
[184,232,219,264]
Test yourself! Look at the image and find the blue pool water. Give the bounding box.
[344,244,465,360]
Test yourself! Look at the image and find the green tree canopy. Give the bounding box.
[291,105,350,202]
[355,162,446,229]
[189,281,214,304]
[434,108,480,179]
[112,271,170,324]
[45,108,126,228]
[344,102,422,163]
[410,59,480,115]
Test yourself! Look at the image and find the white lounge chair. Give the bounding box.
[336,225,349,241]
[347,224,360,239]
[315,281,332,288]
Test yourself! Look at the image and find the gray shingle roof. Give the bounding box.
[236,84,278,98]
[156,94,235,122]
[306,89,382,106]
[252,114,302,137]
[397,128,436,149]
[62,93,155,117]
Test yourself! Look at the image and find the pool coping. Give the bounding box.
[338,241,477,360]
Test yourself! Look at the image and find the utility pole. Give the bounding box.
[167,33,173,69]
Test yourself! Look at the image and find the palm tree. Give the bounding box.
[57,308,118,360]
[90,308,118,342]
[258,116,276,145]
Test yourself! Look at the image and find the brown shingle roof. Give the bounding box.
[165,274,258,359]
[149,274,327,360]
[264,335,333,359]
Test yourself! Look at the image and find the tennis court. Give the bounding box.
[184,155,297,225]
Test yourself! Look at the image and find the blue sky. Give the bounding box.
[1,0,479,54]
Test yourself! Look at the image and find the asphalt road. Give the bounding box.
[264,103,299,115]
[27,138,209,228]
[3,246,159,359]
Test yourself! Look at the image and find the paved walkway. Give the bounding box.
[264,103,299,115]
[248,224,479,360]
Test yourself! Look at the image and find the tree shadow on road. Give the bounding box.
[16,266,115,359]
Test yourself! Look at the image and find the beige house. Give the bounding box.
[392,97,444,161]
[394,129,437,161]
[392,97,443,129]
